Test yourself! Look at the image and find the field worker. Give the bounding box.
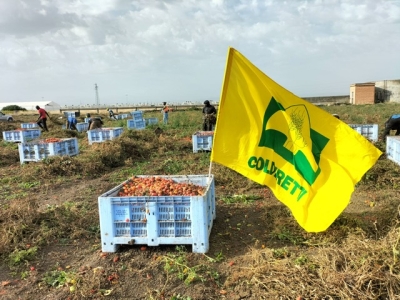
[202,100,217,131]
[66,116,77,130]
[107,108,117,120]
[332,114,340,119]
[89,116,104,130]
[382,114,400,140]
[161,102,170,124]
[36,105,50,131]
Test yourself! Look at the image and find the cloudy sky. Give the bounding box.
[1,0,399,107]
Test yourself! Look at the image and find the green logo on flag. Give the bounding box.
[258,97,329,185]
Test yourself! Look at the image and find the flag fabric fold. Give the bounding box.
[211,47,382,232]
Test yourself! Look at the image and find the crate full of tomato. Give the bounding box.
[87,127,124,145]
[192,131,214,153]
[18,137,79,164]
[3,129,41,143]
[98,174,216,253]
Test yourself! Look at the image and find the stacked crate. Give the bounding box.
[128,111,145,130]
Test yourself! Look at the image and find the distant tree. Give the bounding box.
[2,105,26,111]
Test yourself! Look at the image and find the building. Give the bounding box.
[349,82,375,105]
[375,80,400,103]
[0,101,61,111]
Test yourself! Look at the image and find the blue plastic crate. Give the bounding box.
[76,122,89,132]
[98,174,216,253]
[20,123,39,129]
[348,124,378,142]
[386,136,400,165]
[2,129,41,143]
[116,114,129,120]
[127,119,146,130]
[87,127,124,144]
[145,118,159,126]
[130,111,144,121]
[18,138,79,164]
[192,131,214,153]
[63,111,80,118]
[84,117,90,123]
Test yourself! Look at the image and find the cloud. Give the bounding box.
[0,0,399,104]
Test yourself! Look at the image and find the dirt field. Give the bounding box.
[1,106,400,300]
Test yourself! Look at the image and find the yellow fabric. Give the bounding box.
[211,47,382,232]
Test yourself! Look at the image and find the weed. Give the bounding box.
[9,246,38,265]
[272,247,290,259]
[42,269,77,288]
[162,158,184,174]
[162,246,204,285]
[220,194,261,204]
[275,227,305,245]
[294,254,308,266]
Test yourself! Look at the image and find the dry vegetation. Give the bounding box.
[1,104,400,300]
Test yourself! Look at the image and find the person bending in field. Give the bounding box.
[382,114,400,140]
[66,116,77,130]
[202,100,217,131]
[36,105,50,131]
[107,108,117,120]
[87,113,104,130]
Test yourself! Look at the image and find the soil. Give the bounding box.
[1,173,394,300]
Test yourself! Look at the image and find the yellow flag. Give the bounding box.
[211,47,382,232]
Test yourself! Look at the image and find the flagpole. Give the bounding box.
[208,159,213,181]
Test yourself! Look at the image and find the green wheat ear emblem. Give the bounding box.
[258,97,329,185]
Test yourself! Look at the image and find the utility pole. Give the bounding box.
[95,83,100,107]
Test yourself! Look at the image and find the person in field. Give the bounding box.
[382,114,400,140]
[107,108,117,120]
[66,116,77,130]
[161,102,170,124]
[202,100,217,131]
[87,113,103,130]
[36,105,50,131]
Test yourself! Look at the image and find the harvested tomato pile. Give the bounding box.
[119,176,205,196]
[40,138,63,143]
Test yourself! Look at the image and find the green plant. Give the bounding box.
[9,247,38,265]
[42,269,77,289]
[162,158,184,174]
[275,227,305,245]
[294,254,308,266]
[163,246,204,285]
[220,194,261,204]
[272,247,290,259]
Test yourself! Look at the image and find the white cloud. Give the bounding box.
[0,0,399,105]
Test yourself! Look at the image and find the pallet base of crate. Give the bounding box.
[192,131,214,153]
[98,175,216,253]
[18,138,79,164]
